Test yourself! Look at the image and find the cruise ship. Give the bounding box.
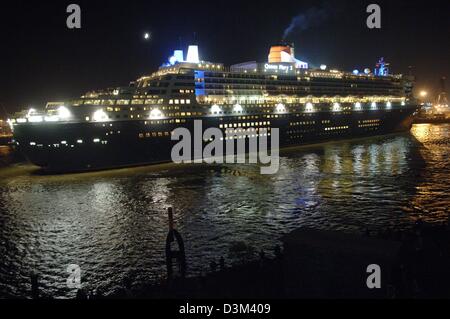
[10,43,417,172]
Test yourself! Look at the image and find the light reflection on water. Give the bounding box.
[0,124,448,298]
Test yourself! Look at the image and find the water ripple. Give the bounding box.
[0,124,449,298]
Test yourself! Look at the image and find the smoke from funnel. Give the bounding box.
[283,5,332,40]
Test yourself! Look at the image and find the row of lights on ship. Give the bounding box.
[90,109,164,121]
[16,106,166,123]
[16,101,405,124]
[18,106,72,123]
[208,101,403,115]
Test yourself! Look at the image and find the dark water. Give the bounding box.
[0,124,449,298]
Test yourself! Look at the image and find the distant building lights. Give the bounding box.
[320,65,327,70]
[352,69,359,75]
[6,119,14,130]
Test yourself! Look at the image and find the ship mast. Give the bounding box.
[436,76,449,108]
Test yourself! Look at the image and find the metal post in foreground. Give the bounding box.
[165,207,186,281]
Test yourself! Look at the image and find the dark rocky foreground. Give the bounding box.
[69,221,450,300]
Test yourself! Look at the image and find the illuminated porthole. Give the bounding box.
[305,102,314,113]
[332,103,341,112]
[210,104,222,115]
[93,110,109,122]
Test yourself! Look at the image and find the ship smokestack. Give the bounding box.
[268,42,296,63]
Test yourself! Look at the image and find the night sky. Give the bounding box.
[1,0,449,115]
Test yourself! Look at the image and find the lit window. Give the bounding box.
[233,104,243,113]
[150,108,163,120]
[305,102,314,112]
[58,106,71,119]
[210,104,222,114]
[93,110,109,122]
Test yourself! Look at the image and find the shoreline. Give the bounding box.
[28,222,450,300]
